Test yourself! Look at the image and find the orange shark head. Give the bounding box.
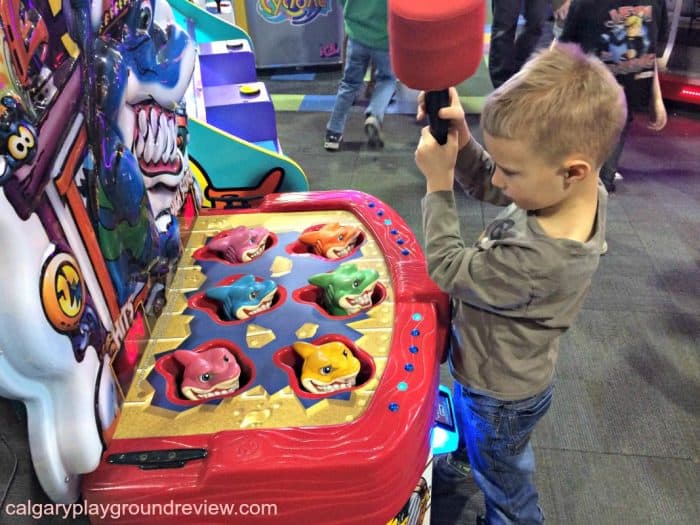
[298,223,361,259]
[292,341,361,394]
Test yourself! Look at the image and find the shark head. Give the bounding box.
[292,340,361,394]
[308,263,379,316]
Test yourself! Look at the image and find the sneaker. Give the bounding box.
[324,131,342,151]
[433,451,472,483]
[603,179,616,193]
[364,114,384,148]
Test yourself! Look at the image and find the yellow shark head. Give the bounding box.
[292,341,361,394]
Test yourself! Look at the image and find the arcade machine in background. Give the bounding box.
[170,0,309,201]
[659,0,700,104]
[233,0,345,68]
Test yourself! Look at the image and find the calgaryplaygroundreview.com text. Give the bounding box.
[3,499,279,521]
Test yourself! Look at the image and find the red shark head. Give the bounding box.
[174,347,241,400]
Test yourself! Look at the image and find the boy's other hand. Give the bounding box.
[554,0,571,23]
[416,87,471,150]
[648,96,667,131]
[415,125,458,193]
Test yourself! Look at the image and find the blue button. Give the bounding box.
[409,345,419,354]
[390,229,398,235]
[368,202,376,208]
[404,363,415,372]
[388,402,399,412]
[401,249,410,256]
[397,238,404,245]
[411,329,420,336]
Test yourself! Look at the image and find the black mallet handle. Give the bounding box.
[425,89,450,145]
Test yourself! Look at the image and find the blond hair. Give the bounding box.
[481,42,628,168]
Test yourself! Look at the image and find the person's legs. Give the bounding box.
[514,0,547,67]
[489,0,522,88]
[326,39,371,136]
[363,47,396,147]
[600,114,632,192]
[433,382,472,482]
[365,48,396,123]
[458,384,554,525]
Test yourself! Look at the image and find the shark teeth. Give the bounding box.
[346,283,376,308]
[194,382,240,399]
[132,103,182,176]
[306,376,357,394]
[330,237,358,258]
[241,289,277,317]
[243,240,267,261]
[185,377,241,400]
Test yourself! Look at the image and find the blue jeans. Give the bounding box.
[454,382,554,524]
[326,38,396,135]
[489,0,548,88]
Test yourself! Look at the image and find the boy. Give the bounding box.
[558,0,668,191]
[415,43,627,524]
[324,0,396,151]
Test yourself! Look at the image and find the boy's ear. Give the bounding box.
[563,157,593,182]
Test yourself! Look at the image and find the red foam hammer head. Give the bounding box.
[389,0,486,91]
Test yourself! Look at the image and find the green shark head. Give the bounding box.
[308,263,379,316]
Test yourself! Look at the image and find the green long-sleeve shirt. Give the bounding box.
[340,0,389,50]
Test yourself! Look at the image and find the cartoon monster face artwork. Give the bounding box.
[0,95,38,184]
[298,223,361,259]
[86,0,197,303]
[113,0,196,221]
[206,274,277,320]
[173,347,241,400]
[208,225,270,263]
[308,263,379,316]
[292,341,361,394]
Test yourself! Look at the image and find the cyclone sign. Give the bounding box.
[256,0,333,25]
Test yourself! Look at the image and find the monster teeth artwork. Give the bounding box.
[133,104,182,174]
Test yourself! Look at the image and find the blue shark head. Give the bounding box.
[206,275,278,321]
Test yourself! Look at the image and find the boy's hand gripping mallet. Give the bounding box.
[388,1,486,144]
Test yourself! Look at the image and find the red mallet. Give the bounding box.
[389,0,485,144]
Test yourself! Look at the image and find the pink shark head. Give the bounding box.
[208,225,270,263]
[173,347,241,400]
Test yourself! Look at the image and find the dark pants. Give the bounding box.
[600,111,633,192]
[489,0,548,88]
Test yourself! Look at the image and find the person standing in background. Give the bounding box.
[558,0,668,192]
[489,0,549,88]
[324,0,396,151]
[550,0,571,39]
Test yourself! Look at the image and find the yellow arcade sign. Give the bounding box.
[41,252,86,332]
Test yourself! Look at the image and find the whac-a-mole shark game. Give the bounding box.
[0,1,451,524]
